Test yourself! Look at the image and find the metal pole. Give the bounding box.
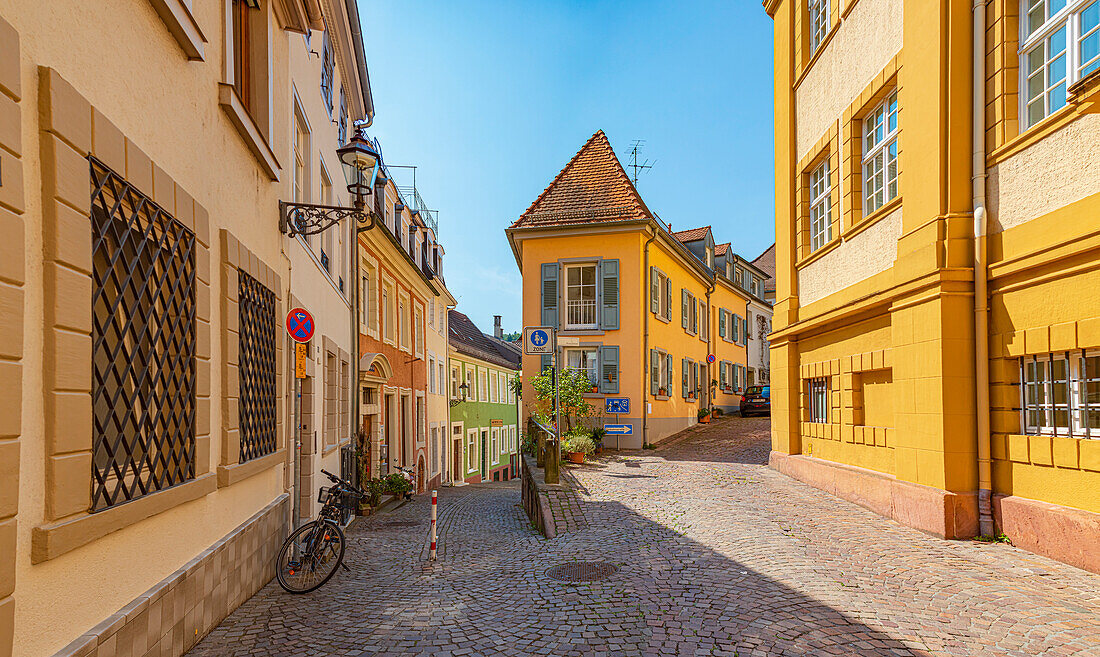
[547,337,561,485]
[293,374,301,529]
[429,489,438,560]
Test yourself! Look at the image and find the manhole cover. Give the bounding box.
[546,561,619,582]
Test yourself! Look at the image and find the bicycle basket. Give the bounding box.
[317,486,332,504]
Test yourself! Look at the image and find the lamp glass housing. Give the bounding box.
[336,135,380,203]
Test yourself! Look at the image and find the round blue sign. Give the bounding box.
[530,329,549,347]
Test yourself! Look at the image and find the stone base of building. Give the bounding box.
[994,495,1100,574]
[769,452,978,539]
[53,494,290,657]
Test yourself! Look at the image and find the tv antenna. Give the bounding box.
[628,140,654,186]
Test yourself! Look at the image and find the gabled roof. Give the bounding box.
[752,243,777,293]
[510,130,651,229]
[715,242,730,256]
[448,310,521,370]
[672,226,712,243]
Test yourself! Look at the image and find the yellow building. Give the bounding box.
[0,0,376,654]
[507,131,771,447]
[765,0,1100,571]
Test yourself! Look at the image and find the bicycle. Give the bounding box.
[275,469,365,594]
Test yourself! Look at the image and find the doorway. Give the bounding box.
[381,393,392,477]
[452,424,463,483]
[400,395,411,467]
[480,429,489,482]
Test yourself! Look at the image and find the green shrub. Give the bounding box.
[383,472,411,496]
[562,429,595,455]
[364,478,385,507]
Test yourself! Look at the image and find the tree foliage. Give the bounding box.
[530,367,597,433]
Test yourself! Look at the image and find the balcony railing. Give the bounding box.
[565,300,598,328]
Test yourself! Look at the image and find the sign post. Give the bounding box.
[287,308,315,529]
[604,398,630,450]
[523,327,558,484]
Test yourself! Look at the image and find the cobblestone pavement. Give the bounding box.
[189,417,1100,656]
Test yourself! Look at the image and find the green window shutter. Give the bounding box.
[600,259,620,330]
[650,349,659,395]
[650,268,660,314]
[665,353,673,392]
[681,290,689,329]
[718,309,726,338]
[681,358,688,398]
[719,361,727,387]
[540,262,558,327]
[733,315,740,343]
[664,278,672,320]
[599,345,619,394]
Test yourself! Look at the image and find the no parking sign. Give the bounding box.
[286,307,315,343]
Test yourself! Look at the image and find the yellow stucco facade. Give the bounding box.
[766,0,1100,571]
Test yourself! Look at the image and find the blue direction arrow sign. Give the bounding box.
[604,424,633,435]
[605,398,630,414]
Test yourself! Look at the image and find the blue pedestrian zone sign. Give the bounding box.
[523,326,554,355]
[604,424,633,436]
[605,398,630,414]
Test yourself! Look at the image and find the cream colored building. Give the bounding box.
[0,0,374,655]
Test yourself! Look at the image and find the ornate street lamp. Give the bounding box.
[279,127,381,237]
[449,381,469,408]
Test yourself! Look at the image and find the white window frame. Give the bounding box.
[467,428,478,474]
[808,377,829,424]
[1020,350,1100,438]
[479,368,488,402]
[564,347,599,386]
[808,0,830,53]
[428,356,436,394]
[563,262,599,330]
[1020,0,1099,129]
[861,91,899,216]
[491,426,499,462]
[808,159,833,252]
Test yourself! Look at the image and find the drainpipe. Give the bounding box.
[705,280,715,409]
[642,227,657,448]
[973,0,994,538]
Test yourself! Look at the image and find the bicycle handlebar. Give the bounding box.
[320,469,366,497]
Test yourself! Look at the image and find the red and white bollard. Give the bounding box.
[429,490,438,561]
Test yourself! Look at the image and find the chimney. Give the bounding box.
[493,315,503,339]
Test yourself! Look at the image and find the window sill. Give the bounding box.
[217,450,283,488]
[794,20,839,89]
[795,236,842,270]
[32,473,217,563]
[582,392,605,399]
[988,103,1087,166]
[653,313,671,324]
[843,195,901,241]
[148,0,206,60]
[218,83,280,181]
[560,328,605,336]
[653,394,670,401]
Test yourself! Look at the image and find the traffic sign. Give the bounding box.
[605,424,633,435]
[605,398,630,414]
[707,354,716,364]
[286,307,315,343]
[523,326,554,355]
[294,342,308,379]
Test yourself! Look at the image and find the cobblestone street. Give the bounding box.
[189,417,1100,657]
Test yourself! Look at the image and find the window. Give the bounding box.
[564,263,598,329]
[293,115,308,205]
[467,430,477,473]
[428,357,436,394]
[808,377,829,423]
[808,0,830,53]
[320,31,334,115]
[566,348,599,385]
[430,426,438,475]
[399,295,409,351]
[382,280,394,343]
[238,270,278,462]
[415,305,424,356]
[320,165,332,271]
[809,159,832,252]
[650,268,673,321]
[681,289,697,335]
[439,362,445,397]
[1021,351,1100,438]
[231,0,256,113]
[466,367,475,400]
[699,301,707,341]
[428,298,435,328]
[1021,0,1099,127]
[490,369,498,403]
[337,86,347,145]
[862,91,899,215]
[479,368,488,402]
[451,365,459,398]
[416,396,426,444]
[90,158,196,511]
[491,427,499,461]
[361,260,377,332]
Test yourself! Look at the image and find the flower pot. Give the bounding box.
[566,451,585,464]
[711,410,719,419]
[699,415,711,424]
[659,388,667,396]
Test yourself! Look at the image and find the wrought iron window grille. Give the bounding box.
[238,269,278,462]
[90,157,197,511]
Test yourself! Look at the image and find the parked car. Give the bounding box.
[739,385,770,417]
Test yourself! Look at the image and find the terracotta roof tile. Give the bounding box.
[511,130,651,229]
[672,226,711,243]
[715,242,730,256]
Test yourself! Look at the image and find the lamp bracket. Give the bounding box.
[279,201,375,237]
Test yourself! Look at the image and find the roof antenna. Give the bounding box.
[628,140,654,186]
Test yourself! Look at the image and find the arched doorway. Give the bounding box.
[359,353,393,479]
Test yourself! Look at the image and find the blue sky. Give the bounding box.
[360,0,775,335]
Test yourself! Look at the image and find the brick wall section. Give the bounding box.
[217,229,284,487]
[51,495,289,657]
[0,16,23,657]
[32,67,215,563]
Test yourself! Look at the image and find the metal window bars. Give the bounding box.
[90,157,197,511]
[238,269,278,462]
[807,377,829,424]
[1020,351,1100,439]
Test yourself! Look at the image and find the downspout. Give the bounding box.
[280,237,298,527]
[642,227,657,448]
[973,0,994,537]
[705,280,715,410]
[344,0,375,127]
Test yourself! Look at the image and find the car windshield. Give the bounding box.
[745,386,764,395]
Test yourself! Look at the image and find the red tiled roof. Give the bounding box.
[672,226,711,243]
[752,243,776,292]
[715,242,730,256]
[511,130,651,229]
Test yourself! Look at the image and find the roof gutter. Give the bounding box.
[343,0,374,126]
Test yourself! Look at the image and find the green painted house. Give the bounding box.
[447,311,521,483]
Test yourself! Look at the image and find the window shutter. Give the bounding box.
[681,290,689,329]
[719,309,727,338]
[665,353,673,392]
[599,345,619,394]
[650,268,659,314]
[540,262,558,327]
[650,349,659,395]
[540,354,551,374]
[600,259,620,330]
[746,312,753,340]
[681,358,688,398]
[719,361,727,387]
[664,278,672,320]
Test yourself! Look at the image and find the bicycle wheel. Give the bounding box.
[275,520,346,593]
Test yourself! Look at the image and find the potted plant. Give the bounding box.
[659,387,667,396]
[562,429,595,464]
[711,406,720,419]
[698,407,711,424]
[590,383,599,393]
[590,426,606,455]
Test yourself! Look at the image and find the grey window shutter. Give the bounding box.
[650,349,659,395]
[747,312,753,340]
[664,279,672,320]
[600,259,619,330]
[718,309,726,338]
[665,353,673,392]
[540,354,551,373]
[540,262,558,327]
[599,345,619,394]
[681,358,688,398]
[650,268,659,314]
[719,361,727,387]
[681,290,689,329]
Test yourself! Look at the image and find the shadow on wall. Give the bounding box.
[187,487,928,656]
